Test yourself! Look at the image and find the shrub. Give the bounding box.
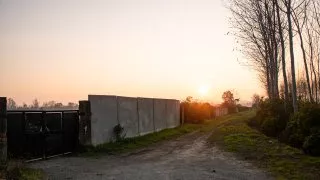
[255,99,289,137]
[298,103,320,135]
[281,117,305,148]
[113,124,126,142]
[261,117,277,136]
[182,102,213,124]
[252,99,320,156]
[303,129,320,156]
[283,104,320,150]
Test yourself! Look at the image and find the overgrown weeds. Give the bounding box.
[250,99,320,156]
[209,111,320,179]
[6,161,45,180]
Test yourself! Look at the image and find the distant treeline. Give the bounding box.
[181,101,213,124]
[6,98,79,110]
[181,93,250,124]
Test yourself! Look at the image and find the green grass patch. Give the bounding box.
[7,167,45,180]
[80,123,211,157]
[208,111,320,179]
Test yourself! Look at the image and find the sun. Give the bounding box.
[198,85,209,96]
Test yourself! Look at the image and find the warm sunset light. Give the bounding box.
[2,0,320,179]
[0,0,263,105]
[198,85,209,96]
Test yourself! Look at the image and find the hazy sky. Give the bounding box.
[0,0,263,105]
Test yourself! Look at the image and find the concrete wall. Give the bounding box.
[215,107,228,117]
[89,95,118,146]
[174,100,180,127]
[153,99,167,132]
[138,98,154,135]
[118,97,139,138]
[88,95,180,146]
[166,99,180,128]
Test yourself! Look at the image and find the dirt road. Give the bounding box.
[31,132,272,180]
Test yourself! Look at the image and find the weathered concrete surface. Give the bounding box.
[215,107,228,117]
[153,99,167,132]
[88,95,181,145]
[138,98,154,135]
[89,95,118,146]
[174,100,180,127]
[30,132,273,180]
[118,96,139,138]
[166,100,180,128]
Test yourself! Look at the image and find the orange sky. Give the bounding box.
[0,0,264,105]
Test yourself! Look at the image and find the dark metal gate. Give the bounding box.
[7,110,79,161]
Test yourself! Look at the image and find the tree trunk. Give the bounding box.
[276,0,289,104]
[287,0,298,112]
[297,27,313,102]
[272,0,279,99]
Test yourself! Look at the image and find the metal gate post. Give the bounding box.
[41,111,46,159]
[0,97,7,177]
[61,111,66,154]
[79,101,91,146]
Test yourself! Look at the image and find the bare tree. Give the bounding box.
[6,98,17,110]
[306,14,319,102]
[312,1,320,35]
[282,0,298,112]
[310,1,320,102]
[22,103,28,109]
[228,0,280,100]
[229,0,320,111]
[276,0,290,105]
[31,99,40,109]
[292,0,313,102]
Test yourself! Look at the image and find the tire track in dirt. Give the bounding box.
[31,131,273,180]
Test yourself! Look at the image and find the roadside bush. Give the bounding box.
[254,99,289,137]
[253,99,320,156]
[282,104,320,149]
[182,102,213,124]
[298,103,320,135]
[113,124,126,142]
[303,130,320,156]
[281,117,305,148]
[261,117,278,137]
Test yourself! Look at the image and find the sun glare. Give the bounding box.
[198,85,209,96]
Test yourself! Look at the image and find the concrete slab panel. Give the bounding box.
[165,99,180,128]
[138,98,154,135]
[118,96,139,138]
[174,100,181,127]
[166,99,176,128]
[89,95,118,146]
[153,99,167,132]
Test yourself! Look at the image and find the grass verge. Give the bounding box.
[7,166,45,180]
[208,111,320,180]
[80,123,211,157]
